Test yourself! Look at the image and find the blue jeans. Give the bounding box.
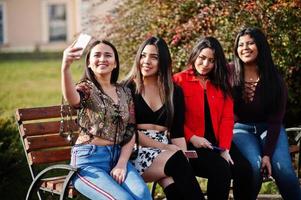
[71,144,151,200]
[233,122,301,200]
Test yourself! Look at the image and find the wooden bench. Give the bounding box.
[287,127,301,179]
[16,104,158,200]
[16,105,79,200]
[16,104,301,200]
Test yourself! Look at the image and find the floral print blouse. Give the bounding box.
[75,80,135,144]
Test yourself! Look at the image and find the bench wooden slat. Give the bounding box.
[28,148,71,165]
[41,175,67,188]
[20,120,78,137]
[25,134,75,151]
[40,176,77,198]
[290,145,300,154]
[16,105,77,121]
[42,176,67,190]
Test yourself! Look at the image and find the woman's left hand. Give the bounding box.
[261,155,272,177]
[110,165,127,184]
[220,150,234,165]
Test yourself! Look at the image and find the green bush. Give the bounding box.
[109,0,301,126]
[0,116,32,199]
[105,1,301,195]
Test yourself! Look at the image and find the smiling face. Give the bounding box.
[139,44,159,78]
[194,47,215,76]
[88,43,116,76]
[237,34,258,65]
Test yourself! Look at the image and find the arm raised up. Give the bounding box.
[61,43,83,107]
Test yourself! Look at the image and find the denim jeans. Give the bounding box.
[233,122,301,200]
[71,144,151,200]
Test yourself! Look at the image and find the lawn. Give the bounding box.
[0,58,84,199]
[0,59,83,119]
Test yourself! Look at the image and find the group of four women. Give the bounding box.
[61,27,301,200]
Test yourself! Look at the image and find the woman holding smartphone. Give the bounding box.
[61,39,151,200]
[125,36,204,200]
[174,37,234,200]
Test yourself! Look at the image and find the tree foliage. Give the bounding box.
[108,0,301,126]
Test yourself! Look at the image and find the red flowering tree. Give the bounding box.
[107,0,301,126]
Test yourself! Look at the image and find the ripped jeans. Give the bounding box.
[233,123,301,200]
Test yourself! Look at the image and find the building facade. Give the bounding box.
[0,0,81,52]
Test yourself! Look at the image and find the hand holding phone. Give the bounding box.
[184,150,198,158]
[73,33,92,55]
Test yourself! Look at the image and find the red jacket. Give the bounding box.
[173,68,234,150]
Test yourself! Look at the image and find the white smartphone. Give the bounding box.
[184,150,198,158]
[73,33,92,54]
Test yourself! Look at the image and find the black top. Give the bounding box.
[204,91,217,146]
[135,94,166,126]
[234,79,287,157]
[129,83,185,139]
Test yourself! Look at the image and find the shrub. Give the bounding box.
[0,116,32,199]
[108,0,301,126]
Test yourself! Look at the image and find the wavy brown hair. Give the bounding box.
[125,36,175,129]
[187,36,232,97]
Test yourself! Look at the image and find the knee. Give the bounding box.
[133,185,152,200]
[211,159,232,181]
[164,150,190,175]
[272,161,296,178]
[243,156,262,176]
[234,156,253,175]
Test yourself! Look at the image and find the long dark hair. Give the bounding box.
[233,27,284,113]
[125,36,175,129]
[82,40,120,91]
[82,40,120,169]
[187,36,232,97]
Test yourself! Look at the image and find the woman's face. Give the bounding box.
[194,48,215,76]
[237,34,258,65]
[139,45,159,78]
[88,43,116,76]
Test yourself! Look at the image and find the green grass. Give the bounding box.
[0,58,84,199]
[0,59,83,118]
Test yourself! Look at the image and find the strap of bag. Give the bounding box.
[59,96,76,145]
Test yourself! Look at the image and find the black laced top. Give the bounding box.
[234,79,287,157]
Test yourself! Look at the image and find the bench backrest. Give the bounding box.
[16,105,78,176]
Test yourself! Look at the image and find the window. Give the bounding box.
[48,4,67,42]
[0,4,4,44]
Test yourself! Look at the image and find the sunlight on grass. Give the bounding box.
[0,59,84,118]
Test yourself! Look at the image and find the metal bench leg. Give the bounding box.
[151,181,157,199]
[26,177,43,200]
[60,170,77,200]
[297,144,301,179]
[26,164,77,200]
